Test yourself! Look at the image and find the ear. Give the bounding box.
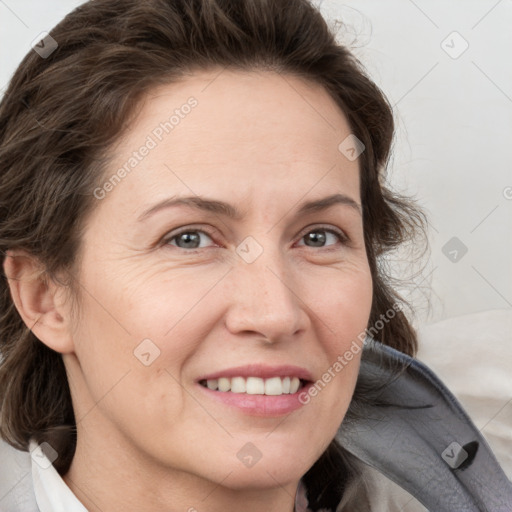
[3,249,75,354]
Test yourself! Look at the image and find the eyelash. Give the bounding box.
[162,224,349,252]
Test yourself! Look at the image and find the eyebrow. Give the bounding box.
[137,193,362,222]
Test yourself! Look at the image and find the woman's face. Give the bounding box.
[65,69,372,490]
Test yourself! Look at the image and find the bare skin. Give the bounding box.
[5,69,372,512]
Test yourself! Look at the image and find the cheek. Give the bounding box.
[316,263,373,350]
[110,262,229,338]
[313,265,372,409]
[68,261,228,414]
[75,256,226,345]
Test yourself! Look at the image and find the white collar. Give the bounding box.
[29,439,87,512]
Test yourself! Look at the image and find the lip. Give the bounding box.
[195,364,314,417]
[197,381,314,417]
[196,364,314,382]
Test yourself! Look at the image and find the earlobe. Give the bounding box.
[3,250,75,354]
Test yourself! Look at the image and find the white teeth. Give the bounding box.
[218,377,231,392]
[264,377,283,395]
[231,377,246,393]
[290,377,300,394]
[202,376,305,395]
[246,377,265,395]
[282,376,291,393]
[206,379,218,390]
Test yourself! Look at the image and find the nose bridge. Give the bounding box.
[226,238,307,340]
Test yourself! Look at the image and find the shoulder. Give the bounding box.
[335,309,512,511]
[330,464,427,512]
[416,309,512,478]
[355,465,428,512]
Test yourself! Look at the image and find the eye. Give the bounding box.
[164,228,216,250]
[296,226,348,249]
[162,225,348,252]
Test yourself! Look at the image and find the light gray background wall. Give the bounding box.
[1,0,511,327]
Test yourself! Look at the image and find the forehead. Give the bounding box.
[95,69,360,219]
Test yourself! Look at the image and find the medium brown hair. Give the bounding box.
[0,0,426,507]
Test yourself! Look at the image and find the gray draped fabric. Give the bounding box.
[337,339,512,512]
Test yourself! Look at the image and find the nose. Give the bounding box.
[224,246,310,343]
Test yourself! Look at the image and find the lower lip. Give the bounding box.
[197,382,312,416]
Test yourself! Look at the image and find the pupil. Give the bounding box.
[179,232,200,248]
[307,231,325,247]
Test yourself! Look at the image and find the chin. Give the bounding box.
[196,441,320,491]
[214,461,308,491]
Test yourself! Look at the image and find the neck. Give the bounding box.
[63,426,298,512]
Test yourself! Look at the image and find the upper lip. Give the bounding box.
[197,364,314,382]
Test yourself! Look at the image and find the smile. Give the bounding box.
[199,376,307,395]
